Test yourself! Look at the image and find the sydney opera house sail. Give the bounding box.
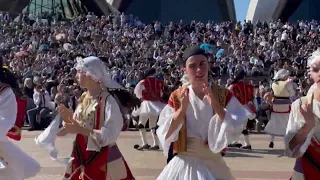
[246,0,320,24]
[108,0,237,23]
[0,0,119,19]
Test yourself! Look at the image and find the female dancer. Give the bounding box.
[157,45,250,180]
[59,56,139,180]
[0,64,40,180]
[265,69,296,148]
[285,49,320,179]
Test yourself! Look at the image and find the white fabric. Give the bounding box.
[158,153,217,180]
[157,85,250,156]
[35,94,123,163]
[34,113,73,164]
[308,48,320,67]
[265,112,290,137]
[308,83,316,95]
[132,80,165,117]
[0,88,40,180]
[180,74,190,87]
[75,56,123,89]
[134,80,144,99]
[138,114,158,128]
[0,89,17,141]
[273,69,290,80]
[285,97,320,158]
[33,90,51,108]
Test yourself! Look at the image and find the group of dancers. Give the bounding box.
[0,45,319,179]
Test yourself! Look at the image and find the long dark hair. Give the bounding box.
[108,88,141,111]
[0,67,23,97]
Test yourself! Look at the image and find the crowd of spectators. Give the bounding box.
[0,11,318,130]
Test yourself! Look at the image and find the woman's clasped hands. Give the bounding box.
[58,104,83,135]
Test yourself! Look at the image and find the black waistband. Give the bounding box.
[274,96,290,100]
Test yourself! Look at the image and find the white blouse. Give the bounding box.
[157,85,250,156]
[285,98,320,158]
[35,93,124,163]
[0,88,40,179]
[74,94,124,151]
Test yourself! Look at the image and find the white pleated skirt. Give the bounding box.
[0,140,40,180]
[157,138,234,180]
[264,112,290,137]
[132,100,165,117]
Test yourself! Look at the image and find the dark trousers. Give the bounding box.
[167,143,176,164]
[27,107,50,128]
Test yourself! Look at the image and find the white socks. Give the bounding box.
[244,135,251,146]
[139,129,148,145]
[151,130,159,146]
[270,136,275,142]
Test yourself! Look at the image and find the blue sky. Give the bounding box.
[234,0,251,21]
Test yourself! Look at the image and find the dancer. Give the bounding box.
[157,45,249,180]
[285,49,320,179]
[57,56,139,180]
[228,69,255,149]
[133,68,166,150]
[265,69,295,148]
[0,65,40,180]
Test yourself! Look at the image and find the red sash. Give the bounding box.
[301,137,320,179]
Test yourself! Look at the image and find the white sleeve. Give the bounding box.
[134,80,145,99]
[33,92,40,106]
[156,105,182,157]
[286,82,296,97]
[208,96,250,153]
[87,96,124,151]
[0,88,17,141]
[284,100,313,158]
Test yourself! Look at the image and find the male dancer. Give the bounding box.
[133,68,166,150]
[228,69,255,149]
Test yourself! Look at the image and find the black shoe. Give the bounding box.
[28,127,37,131]
[134,144,150,151]
[220,152,226,157]
[269,142,274,148]
[149,145,160,150]
[228,143,242,148]
[241,145,252,150]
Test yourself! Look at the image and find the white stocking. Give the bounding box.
[139,129,148,146]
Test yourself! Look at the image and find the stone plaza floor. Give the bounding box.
[12,130,295,180]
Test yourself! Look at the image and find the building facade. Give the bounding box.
[1,0,118,19]
[246,0,320,24]
[108,0,236,23]
[246,0,281,24]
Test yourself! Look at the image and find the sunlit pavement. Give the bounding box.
[14,131,294,180]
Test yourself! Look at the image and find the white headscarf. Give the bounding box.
[273,69,290,80]
[75,56,123,89]
[308,48,320,67]
[307,48,320,95]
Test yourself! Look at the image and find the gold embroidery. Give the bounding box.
[99,163,108,172]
